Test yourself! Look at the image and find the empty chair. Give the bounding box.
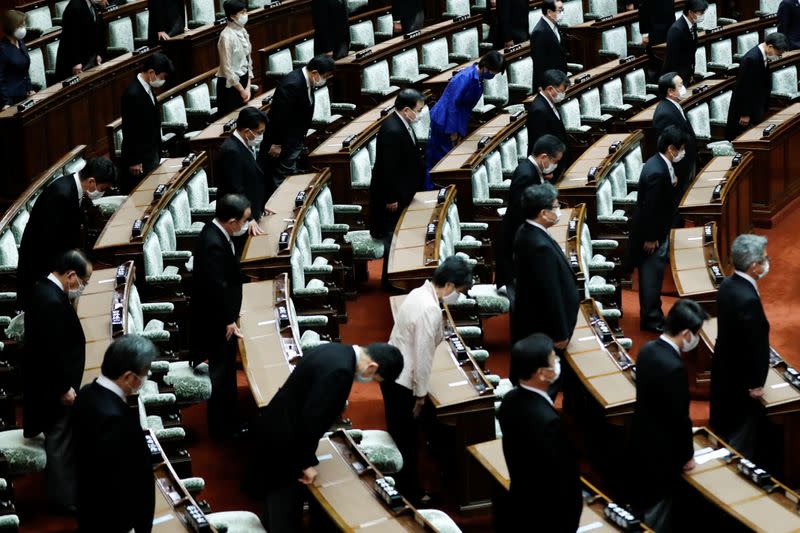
[709,91,732,126]
[443,0,471,18]
[346,0,369,12]
[471,166,503,207]
[113,128,124,160]
[514,129,528,162]
[707,39,737,72]
[184,84,218,124]
[629,21,643,47]
[694,46,714,80]
[28,48,46,91]
[45,40,60,80]
[580,87,613,122]
[207,511,268,533]
[579,223,620,303]
[0,230,19,278]
[485,151,510,192]
[758,0,780,15]
[350,147,373,189]
[107,17,135,56]
[599,26,627,59]
[25,6,59,38]
[293,39,315,68]
[608,163,637,205]
[595,179,628,225]
[586,0,616,19]
[771,67,799,99]
[52,0,69,25]
[735,32,759,61]
[450,28,479,63]
[185,169,217,217]
[168,189,205,237]
[601,78,632,113]
[623,146,643,188]
[375,14,394,40]
[10,210,29,244]
[362,60,399,96]
[411,105,430,142]
[349,20,375,51]
[483,72,509,107]
[134,10,149,48]
[499,138,518,176]
[390,49,427,85]
[162,97,201,139]
[623,69,656,104]
[154,211,193,270]
[561,0,584,26]
[142,235,183,284]
[420,39,456,74]
[507,57,533,96]
[312,86,352,129]
[687,103,735,155]
[471,94,496,117]
[560,98,591,133]
[266,48,293,80]
[188,0,215,28]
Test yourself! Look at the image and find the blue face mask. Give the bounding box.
[481,71,496,80]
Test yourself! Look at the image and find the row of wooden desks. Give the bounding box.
[669,223,728,308]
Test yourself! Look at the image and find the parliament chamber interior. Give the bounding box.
[0,0,799,530]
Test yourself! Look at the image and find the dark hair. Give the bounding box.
[395,88,425,112]
[658,72,680,99]
[364,343,404,383]
[307,55,336,75]
[216,193,250,221]
[80,157,118,186]
[237,106,267,131]
[478,51,505,73]
[683,0,708,14]
[53,249,91,278]
[532,134,566,158]
[101,334,159,379]
[143,53,174,76]
[541,0,560,16]
[657,125,689,153]
[664,299,709,335]
[432,255,474,289]
[1,10,25,35]
[509,333,554,384]
[521,182,558,219]
[223,0,247,18]
[766,32,790,53]
[542,69,569,90]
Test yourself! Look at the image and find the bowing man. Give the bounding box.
[426,51,505,186]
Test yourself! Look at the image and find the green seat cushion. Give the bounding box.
[0,430,46,475]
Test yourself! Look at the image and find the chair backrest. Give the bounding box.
[483,72,509,105]
[485,151,503,184]
[588,0,616,18]
[10,209,29,244]
[761,0,780,14]
[350,20,375,47]
[596,179,614,217]
[185,84,212,112]
[391,49,421,79]
[772,67,798,96]
[629,21,642,44]
[190,0,215,25]
[508,57,533,91]
[446,0,471,17]
[579,88,603,119]
[350,147,373,188]
[623,68,646,95]
[28,48,46,90]
[471,166,490,200]
[167,189,193,230]
[601,26,627,57]
[695,46,709,74]
[25,6,54,33]
[561,0,584,26]
[737,32,759,56]
[528,8,542,33]
[451,27,479,60]
[608,163,627,199]
[710,90,732,121]
[367,136,377,166]
[421,38,450,69]
[315,186,335,225]
[114,128,124,158]
[686,103,711,139]
[154,211,178,252]
[53,0,69,20]
[698,3,717,31]
[45,40,60,72]
[290,247,307,290]
[303,206,323,245]
[312,85,333,123]
[559,98,583,130]
[362,60,391,92]
[267,49,293,76]
[0,231,18,269]
[710,39,733,65]
[186,170,211,208]
[162,97,188,126]
[127,284,144,332]
[142,235,165,279]
[135,10,149,42]
[499,138,518,173]
[376,14,393,36]
[515,129,528,161]
[601,78,625,107]
[294,39,315,66]
[623,146,643,183]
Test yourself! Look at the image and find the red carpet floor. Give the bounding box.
[17,206,800,532]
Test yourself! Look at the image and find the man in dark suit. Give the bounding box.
[497,0,530,47]
[17,157,116,311]
[530,0,567,90]
[510,183,578,349]
[653,71,696,196]
[710,234,772,460]
[54,0,106,80]
[631,299,708,531]
[250,342,404,533]
[312,0,350,59]
[497,135,565,292]
[148,0,186,45]
[22,249,91,511]
[259,55,335,189]
[215,106,269,255]
[497,333,582,533]
[637,0,676,47]
[627,126,688,332]
[368,88,426,289]
[526,69,569,161]
[778,0,800,50]
[392,0,424,33]
[725,33,790,140]
[120,53,174,193]
[662,0,706,87]
[190,194,250,439]
[74,335,158,532]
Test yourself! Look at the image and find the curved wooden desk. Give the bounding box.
[669,222,727,308]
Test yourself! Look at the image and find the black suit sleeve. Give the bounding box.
[121,89,146,166]
[637,170,664,242]
[375,126,404,204]
[42,298,74,395]
[778,1,790,36]
[523,244,571,341]
[298,368,352,469]
[312,0,334,54]
[665,365,694,465]
[638,0,653,34]
[733,55,761,118]
[740,298,771,390]
[200,241,241,327]
[267,81,301,146]
[216,146,246,196]
[497,0,513,43]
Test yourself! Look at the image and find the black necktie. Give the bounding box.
[691,24,698,41]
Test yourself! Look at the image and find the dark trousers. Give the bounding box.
[122,151,160,194]
[44,407,77,509]
[207,338,238,437]
[379,210,402,287]
[638,239,669,329]
[264,481,305,533]
[263,142,304,189]
[216,74,249,116]
[380,381,422,501]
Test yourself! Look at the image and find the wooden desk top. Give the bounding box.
[238,274,302,408]
[686,427,800,533]
[627,78,731,126]
[78,262,134,386]
[94,154,208,250]
[669,224,725,298]
[189,90,276,145]
[679,154,753,210]
[566,299,636,414]
[310,430,434,532]
[559,131,643,190]
[241,170,330,263]
[429,112,518,173]
[309,97,394,158]
[468,439,653,532]
[733,102,800,145]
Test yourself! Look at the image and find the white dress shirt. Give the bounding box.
[543,15,560,42]
[395,110,417,144]
[216,22,253,88]
[301,66,314,104]
[47,272,64,291]
[390,280,443,397]
[538,90,561,119]
[758,43,769,66]
[212,219,235,254]
[668,96,686,120]
[137,73,156,105]
[658,334,681,355]
[659,152,677,185]
[96,374,127,402]
[233,130,256,158]
[735,270,760,295]
[519,383,554,406]
[73,174,84,205]
[526,156,545,179]
[526,218,551,236]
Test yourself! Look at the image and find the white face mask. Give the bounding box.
[672,148,686,163]
[677,85,687,100]
[681,331,699,352]
[13,27,26,41]
[68,276,86,301]
[233,220,250,237]
[757,259,770,279]
[130,374,147,395]
[406,109,420,124]
[149,78,165,89]
[546,206,561,225]
[544,359,561,383]
[313,74,327,88]
[246,131,263,148]
[87,188,105,200]
[236,14,248,26]
[694,13,705,23]
[354,369,374,384]
[543,159,558,175]
[552,90,566,103]
[442,289,461,305]
[555,10,564,23]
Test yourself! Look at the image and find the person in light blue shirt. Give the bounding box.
[425,51,505,188]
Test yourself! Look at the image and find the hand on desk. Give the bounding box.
[749,387,764,399]
[683,459,696,471]
[61,387,76,406]
[225,323,243,341]
[643,240,659,254]
[298,466,318,485]
[386,202,399,212]
[450,132,462,144]
[393,22,403,34]
[554,339,569,350]
[157,31,171,41]
[263,207,276,216]
[412,397,425,418]
[267,144,282,158]
[72,64,83,75]
[129,163,143,176]
[739,116,750,127]
[248,222,264,236]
